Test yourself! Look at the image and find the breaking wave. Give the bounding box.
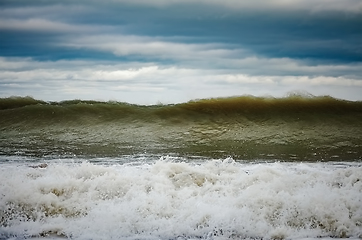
[1,95,362,239]
[1,95,362,161]
[1,95,361,161]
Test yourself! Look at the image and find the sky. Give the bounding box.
[0,0,361,105]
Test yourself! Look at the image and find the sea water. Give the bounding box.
[1,156,361,239]
[1,96,361,239]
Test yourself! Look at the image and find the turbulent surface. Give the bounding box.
[1,95,361,161]
[1,95,362,239]
[0,158,361,239]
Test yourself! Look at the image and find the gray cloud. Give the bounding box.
[86,0,362,12]
[1,57,361,104]
[0,0,361,103]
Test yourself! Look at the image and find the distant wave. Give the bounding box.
[1,94,362,112]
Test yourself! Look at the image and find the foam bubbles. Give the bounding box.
[0,158,361,239]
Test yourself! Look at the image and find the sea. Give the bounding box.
[0,95,361,240]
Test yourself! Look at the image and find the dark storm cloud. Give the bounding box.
[1,0,361,62]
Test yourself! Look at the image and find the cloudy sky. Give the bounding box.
[1,0,361,104]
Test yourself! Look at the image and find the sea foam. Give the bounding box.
[0,158,361,239]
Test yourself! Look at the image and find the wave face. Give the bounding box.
[1,95,362,239]
[0,158,361,239]
[1,95,362,161]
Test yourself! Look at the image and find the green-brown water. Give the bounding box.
[1,95,361,161]
[1,95,362,240]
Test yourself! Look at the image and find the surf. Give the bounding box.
[0,158,361,239]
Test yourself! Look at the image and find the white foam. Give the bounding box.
[0,158,361,239]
